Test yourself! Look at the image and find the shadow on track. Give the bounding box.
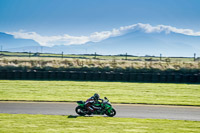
[67,115,94,118]
[67,115,112,119]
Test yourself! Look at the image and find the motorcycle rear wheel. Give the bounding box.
[75,106,86,116]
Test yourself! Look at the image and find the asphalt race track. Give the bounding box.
[0,102,200,121]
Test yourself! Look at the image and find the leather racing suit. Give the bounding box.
[85,96,102,113]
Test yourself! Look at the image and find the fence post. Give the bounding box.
[62,52,64,59]
[29,51,31,58]
[94,52,97,59]
[125,53,128,60]
[0,45,2,55]
[160,54,162,61]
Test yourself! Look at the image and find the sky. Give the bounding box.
[0,0,200,36]
[0,0,200,56]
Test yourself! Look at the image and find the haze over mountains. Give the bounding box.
[0,24,200,57]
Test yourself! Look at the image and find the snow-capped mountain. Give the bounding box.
[83,30,200,56]
[0,32,40,52]
[1,23,200,57]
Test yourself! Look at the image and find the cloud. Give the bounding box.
[6,23,200,47]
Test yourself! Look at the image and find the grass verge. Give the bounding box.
[0,80,200,106]
[0,114,200,133]
[1,55,200,73]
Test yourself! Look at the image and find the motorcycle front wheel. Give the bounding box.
[106,108,116,117]
[75,106,86,116]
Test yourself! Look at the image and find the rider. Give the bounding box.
[85,93,103,113]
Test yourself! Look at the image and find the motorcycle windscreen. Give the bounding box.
[77,101,85,104]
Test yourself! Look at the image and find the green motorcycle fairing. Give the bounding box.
[76,100,113,114]
[77,101,85,108]
[104,103,113,113]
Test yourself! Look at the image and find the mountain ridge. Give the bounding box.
[0,29,199,57]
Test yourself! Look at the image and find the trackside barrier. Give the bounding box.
[143,73,152,82]
[160,75,166,82]
[198,75,200,82]
[0,71,199,83]
[79,72,85,80]
[130,73,137,82]
[100,73,107,81]
[93,72,101,80]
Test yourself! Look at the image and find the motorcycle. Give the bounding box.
[75,97,116,117]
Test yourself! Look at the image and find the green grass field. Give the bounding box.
[1,51,196,62]
[0,80,199,106]
[0,114,199,133]
[1,52,199,73]
[0,80,199,132]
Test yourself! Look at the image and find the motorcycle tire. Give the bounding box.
[75,106,86,116]
[106,108,116,117]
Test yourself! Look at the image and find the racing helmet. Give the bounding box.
[94,93,100,100]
